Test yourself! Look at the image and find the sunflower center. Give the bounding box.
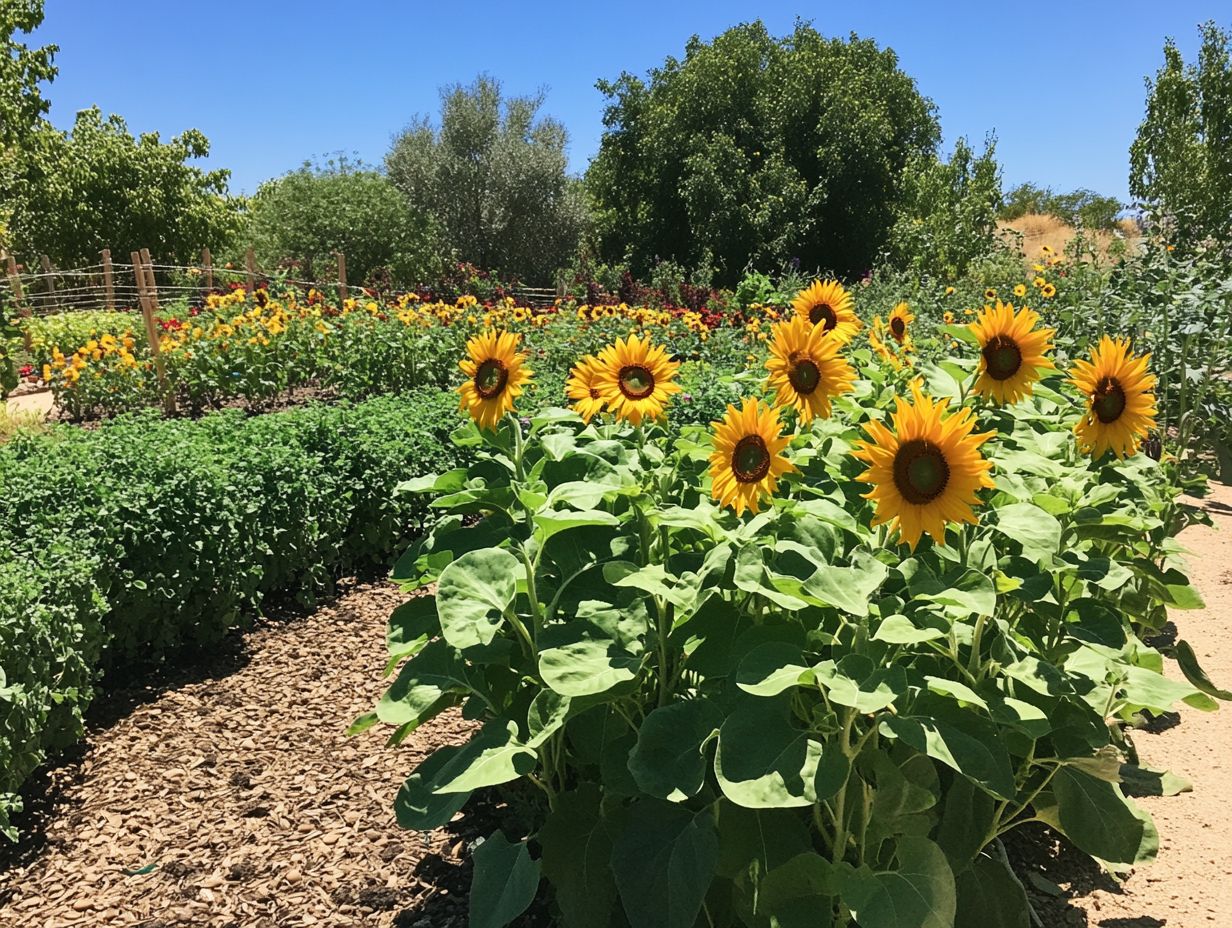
[982,335,1023,381]
[787,353,821,395]
[1093,376,1126,423]
[474,359,509,399]
[731,435,772,484]
[809,303,837,331]
[589,386,601,400]
[892,439,950,505]
[618,364,656,400]
[890,317,906,341]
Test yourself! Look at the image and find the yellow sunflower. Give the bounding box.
[594,334,681,425]
[984,288,997,301]
[943,310,955,325]
[709,398,797,516]
[566,354,606,423]
[791,280,861,343]
[868,316,905,370]
[458,330,532,431]
[765,315,856,423]
[852,382,996,550]
[887,302,914,345]
[1013,284,1027,297]
[1040,282,1057,298]
[969,301,1055,405]
[1070,336,1157,459]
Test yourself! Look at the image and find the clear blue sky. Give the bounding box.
[32,1,1229,202]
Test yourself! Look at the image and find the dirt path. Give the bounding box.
[0,486,1228,928]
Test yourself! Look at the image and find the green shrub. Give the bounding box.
[0,390,463,837]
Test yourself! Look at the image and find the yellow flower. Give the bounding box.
[1013,284,1027,297]
[868,317,903,370]
[944,286,955,296]
[708,398,796,516]
[969,301,1055,405]
[983,288,997,301]
[790,280,861,344]
[943,311,955,325]
[458,330,532,431]
[764,315,856,423]
[566,355,607,424]
[594,334,681,425]
[1040,283,1056,299]
[887,302,914,345]
[852,382,995,549]
[1070,336,1157,459]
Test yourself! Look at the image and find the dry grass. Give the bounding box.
[997,213,1141,262]
[0,399,51,441]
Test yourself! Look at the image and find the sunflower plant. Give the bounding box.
[367,325,1227,928]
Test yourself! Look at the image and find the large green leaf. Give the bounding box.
[838,836,956,928]
[385,595,440,665]
[953,854,1029,928]
[437,548,520,651]
[1175,639,1232,700]
[377,638,470,727]
[538,785,618,928]
[610,800,719,928]
[469,831,541,928]
[935,776,996,867]
[715,695,824,808]
[715,802,812,880]
[394,745,471,829]
[992,503,1062,563]
[536,508,621,544]
[882,709,1016,800]
[812,655,907,713]
[753,852,838,928]
[435,721,537,794]
[736,641,812,697]
[801,550,889,616]
[628,698,722,801]
[539,633,641,698]
[1043,766,1157,866]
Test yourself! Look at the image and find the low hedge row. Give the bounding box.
[0,391,463,838]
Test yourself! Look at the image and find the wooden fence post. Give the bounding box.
[132,249,175,415]
[39,254,57,313]
[102,249,114,311]
[202,247,213,293]
[6,255,32,351]
[245,247,256,292]
[336,251,347,305]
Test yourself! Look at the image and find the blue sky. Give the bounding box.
[33,1,1228,202]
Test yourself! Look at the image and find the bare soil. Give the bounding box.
[0,484,1228,927]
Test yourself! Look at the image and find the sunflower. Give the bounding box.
[943,310,955,325]
[887,302,914,345]
[852,382,996,549]
[1040,282,1056,298]
[1013,284,1027,297]
[709,398,797,516]
[868,316,905,370]
[984,288,997,301]
[594,334,681,425]
[791,280,861,343]
[765,315,856,423]
[969,301,1055,405]
[458,330,532,430]
[566,354,606,423]
[1070,336,1157,459]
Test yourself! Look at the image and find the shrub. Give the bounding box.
[0,390,463,838]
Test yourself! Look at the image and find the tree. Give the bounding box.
[246,156,440,287]
[586,21,940,284]
[1000,183,1123,230]
[886,136,1002,278]
[5,107,241,267]
[1130,21,1232,245]
[386,76,589,282]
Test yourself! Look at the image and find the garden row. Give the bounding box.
[0,390,468,839]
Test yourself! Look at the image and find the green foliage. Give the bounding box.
[373,368,1223,928]
[1130,21,1232,247]
[386,75,589,282]
[0,390,464,838]
[886,136,1004,278]
[245,156,441,288]
[0,0,55,149]
[999,182,1124,231]
[587,21,940,284]
[2,107,242,268]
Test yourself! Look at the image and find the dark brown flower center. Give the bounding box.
[474,359,509,399]
[618,364,656,400]
[892,439,950,505]
[982,335,1023,381]
[1093,376,1126,423]
[809,303,837,331]
[890,316,906,341]
[731,434,772,484]
[589,386,601,400]
[787,353,821,396]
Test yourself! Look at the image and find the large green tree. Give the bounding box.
[1130,21,1232,245]
[5,107,241,267]
[586,21,940,283]
[246,156,440,287]
[385,75,589,282]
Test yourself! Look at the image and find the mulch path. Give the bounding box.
[0,583,483,928]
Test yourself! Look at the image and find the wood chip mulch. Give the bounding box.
[0,583,483,928]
